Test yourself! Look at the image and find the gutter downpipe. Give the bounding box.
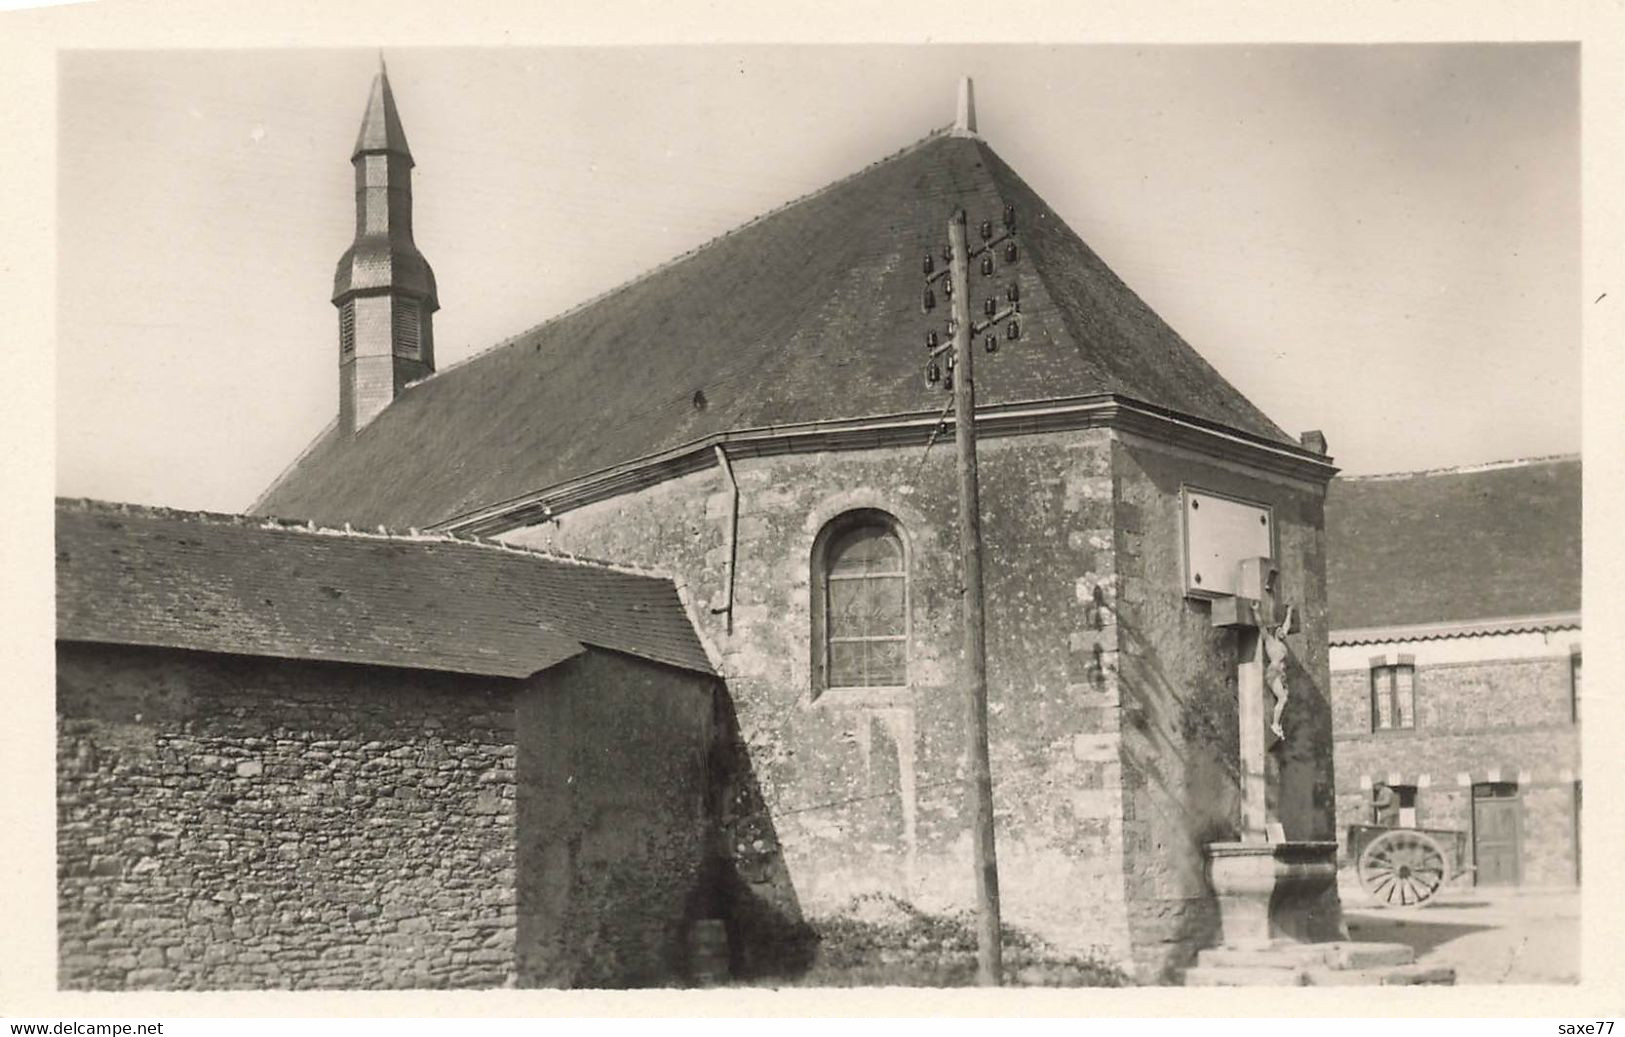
[712,445,739,634]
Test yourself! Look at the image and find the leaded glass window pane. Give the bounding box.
[866,640,906,685]
[829,527,903,575]
[830,575,904,637]
[823,522,906,688]
[828,641,865,688]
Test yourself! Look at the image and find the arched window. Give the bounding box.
[813,512,908,694]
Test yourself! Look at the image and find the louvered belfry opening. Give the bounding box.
[339,301,356,357]
[392,299,420,359]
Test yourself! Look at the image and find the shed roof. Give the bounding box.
[1325,456,1581,633]
[56,498,713,678]
[255,130,1293,530]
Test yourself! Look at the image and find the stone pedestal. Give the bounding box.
[1204,840,1342,949]
[1186,845,1453,985]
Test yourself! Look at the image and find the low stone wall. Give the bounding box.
[57,643,519,990]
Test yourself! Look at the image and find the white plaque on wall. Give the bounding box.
[1181,486,1274,599]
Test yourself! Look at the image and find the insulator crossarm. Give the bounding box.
[967,229,1014,258]
[971,305,1020,337]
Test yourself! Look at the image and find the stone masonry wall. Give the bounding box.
[58,642,518,990]
[502,429,1135,974]
[1332,655,1581,887]
[516,649,717,987]
[1110,433,1340,980]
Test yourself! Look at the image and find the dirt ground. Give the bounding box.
[1340,879,1581,984]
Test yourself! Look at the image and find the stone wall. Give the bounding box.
[515,649,717,987]
[502,429,1137,974]
[57,642,518,990]
[1110,433,1339,979]
[1331,653,1577,738]
[1331,654,1581,888]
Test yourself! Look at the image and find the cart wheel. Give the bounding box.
[1358,829,1447,907]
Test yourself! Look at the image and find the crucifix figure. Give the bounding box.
[1210,556,1298,843]
[1264,602,1295,741]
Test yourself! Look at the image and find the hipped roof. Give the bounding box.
[1325,456,1581,633]
[57,499,713,678]
[256,131,1293,530]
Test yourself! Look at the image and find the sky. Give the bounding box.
[54,43,1580,512]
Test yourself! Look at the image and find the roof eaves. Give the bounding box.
[433,392,1338,536]
[1329,611,1582,646]
[54,632,581,681]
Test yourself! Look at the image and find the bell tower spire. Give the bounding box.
[332,58,439,434]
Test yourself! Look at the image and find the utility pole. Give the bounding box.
[922,205,1021,986]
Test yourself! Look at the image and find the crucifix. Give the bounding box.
[1210,556,1297,844]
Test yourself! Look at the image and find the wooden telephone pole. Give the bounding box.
[948,210,1001,986]
[922,204,1020,985]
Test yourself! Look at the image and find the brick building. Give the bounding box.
[55,499,721,989]
[1325,456,1582,892]
[238,68,1346,982]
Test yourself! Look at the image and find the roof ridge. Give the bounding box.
[57,497,675,581]
[413,124,958,386]
[1338,453,1580,482]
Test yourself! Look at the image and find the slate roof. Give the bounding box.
[255,130,1293,530]
[56,499,713,678]
[1325,456,1581,633]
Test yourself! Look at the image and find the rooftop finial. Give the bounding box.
[352,58,412,161]
[953,76,978,138]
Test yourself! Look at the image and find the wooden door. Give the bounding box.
[1473,790,1522,886]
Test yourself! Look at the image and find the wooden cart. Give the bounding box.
[1347,824,1471,907]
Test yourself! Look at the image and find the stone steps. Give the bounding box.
[1302,964,1458,986]
[1185,965,1311,987]
[1195,941,1417,971]
[1183,941,1455,987]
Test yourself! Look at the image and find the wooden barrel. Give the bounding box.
[687,918,730,986]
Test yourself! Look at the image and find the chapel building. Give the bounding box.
[248,67,1345,982]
